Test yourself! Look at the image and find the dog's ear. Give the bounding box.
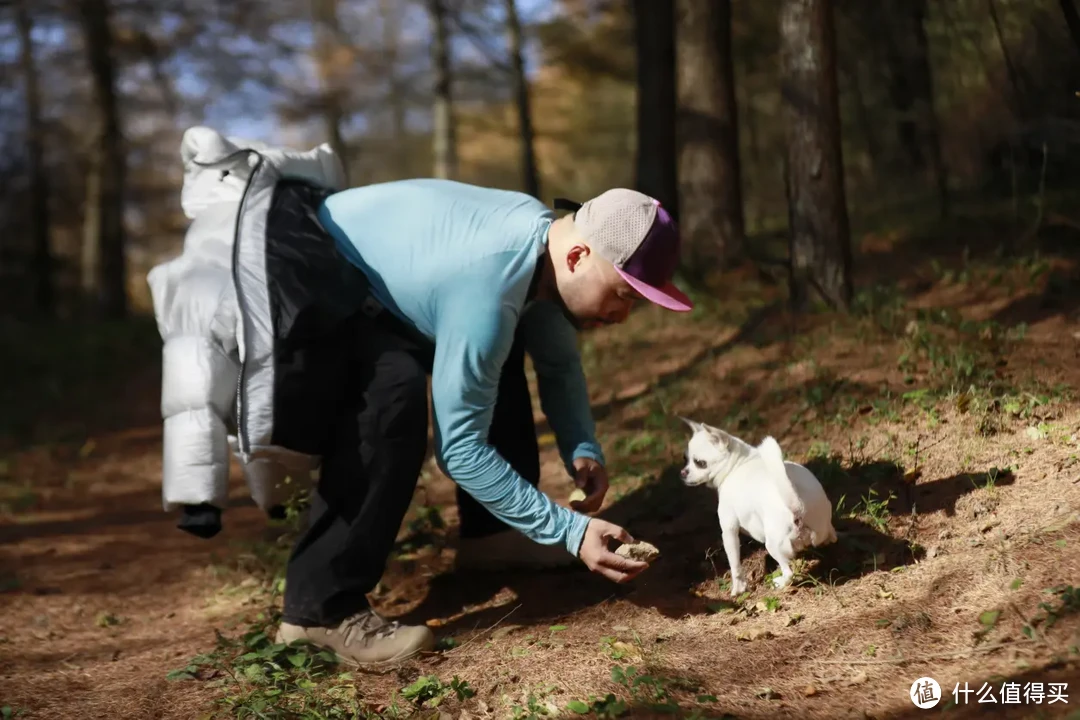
[704,424,729,449]
[677,416,704,434]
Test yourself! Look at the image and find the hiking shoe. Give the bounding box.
[275,608,435,666]
[454,529,579,571]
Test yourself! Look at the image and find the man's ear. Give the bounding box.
[566,244,590,274]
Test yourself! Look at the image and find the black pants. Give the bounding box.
[282,311,541,627]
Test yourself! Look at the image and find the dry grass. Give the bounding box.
[3,216,1080,719]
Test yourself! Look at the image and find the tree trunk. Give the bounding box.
[987,0,1023,112]
[380,0,408,175]
[81,140,102,304]
[504,0,541,198]
[428,0,457,180]
[779,0,853,312]
[78,0,127,319]
[675,0,745,269]
[905,0,948,217]
[633,0,678,217]
[882,0,948,216]
[16,0,54,314]
[1062,0,1080,57]
[312,0,349,181]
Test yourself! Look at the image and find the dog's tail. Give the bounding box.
[758,436,787,479]
[759,436,806,517]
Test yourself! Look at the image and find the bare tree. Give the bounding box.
[675,0,745,266]
[428,0,458,180]
[504,0,540,198]
[78,0,128,318]
[312,0,349,181]
[15,0,53,314]
[779,0,853,311]
[633,0,678,216]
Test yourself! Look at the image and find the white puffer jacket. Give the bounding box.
[146,126,347,514]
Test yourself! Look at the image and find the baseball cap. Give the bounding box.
[553,189,693,312]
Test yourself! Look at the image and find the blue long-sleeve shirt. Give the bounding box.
[316,178,603,555]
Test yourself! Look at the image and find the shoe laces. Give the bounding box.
[334,609,399,647]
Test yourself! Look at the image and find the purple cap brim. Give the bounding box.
[615,202,693,312]
[615,266,694,312]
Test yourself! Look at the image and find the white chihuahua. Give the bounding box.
[679,418,837,593]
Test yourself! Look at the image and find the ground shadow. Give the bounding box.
[0,486,261,546]
[407,448,1018,630]
[805,456,1016,520]
[803,516,921,589]
[607,463,923,607]
[398,560,640,639]
[401,453,995,631]
[991,260,1080,329]
[396,463,717,633]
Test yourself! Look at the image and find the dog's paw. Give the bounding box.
[772,574,792,589]
[730,577,748,595]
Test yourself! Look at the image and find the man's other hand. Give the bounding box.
[577,518,648,583]
[570,457,608,513]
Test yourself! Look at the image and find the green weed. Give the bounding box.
[1022,585,1080,639]
[400,674,476,708]
[167,610,476,718]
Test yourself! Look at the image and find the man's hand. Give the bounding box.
[577,518,648,583]
[570,457,608,513]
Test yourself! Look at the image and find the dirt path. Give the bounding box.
[0,427,272,718]
[2,399,1078,719]
[4,250,1080,719]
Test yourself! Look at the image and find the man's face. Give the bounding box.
[555,243,641,330]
